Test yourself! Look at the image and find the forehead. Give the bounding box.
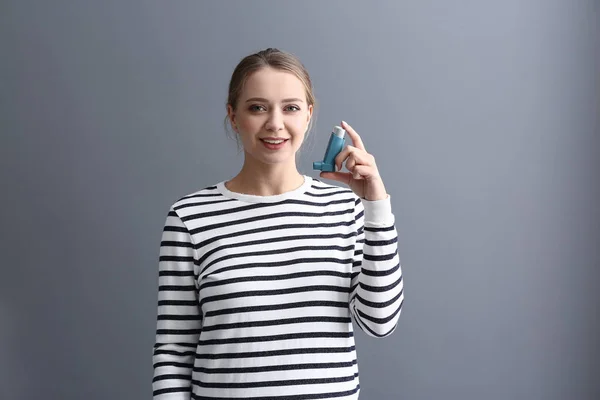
[241,67,306,101]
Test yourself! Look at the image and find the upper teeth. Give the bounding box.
[264,139,284,144]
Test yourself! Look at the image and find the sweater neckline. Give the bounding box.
[216,175,313,203]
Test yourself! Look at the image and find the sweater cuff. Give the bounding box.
[361,194,395,227]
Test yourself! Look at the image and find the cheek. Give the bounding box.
[237,116,259,133]
[290,114,309,132]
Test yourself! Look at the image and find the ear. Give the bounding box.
[306,104,313,124]
[227,104,238,132]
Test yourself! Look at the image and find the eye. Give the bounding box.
[284,105,301,112]
[249,104,266,112]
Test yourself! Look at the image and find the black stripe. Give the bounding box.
[198,232,356,266]
[200,269,351,290]
[355,206,364,217]
[194,360,356,374]
[192,372,359,388]
[159,285,196,292]
[161,240,194,248]
[365,225,395,232]
[154,387,191,396]
[197,331,352,346]
[363,252,397,262]
[163,225,187,233]
[201,245,354,275]
[306,189,353,197]
[203,258,353,282]
[195,221,355,247]
[152,361,193,369]
[156,328,202,335]
[191,385,360,400]
[352,305,397,338]
[360,262,401,277]
[182,198,354,223]
[195,346,355,360]
[200,285,350,307]
[205,300,348,318]
[159,270,195,277]
[178,190,222,200]
[158,300,198,307]
[356,298,404,324]
[188,209,354,235]
[175,198,236,209]
[356,287,404,309]
[200,316,352,332]
[313,181,351,189]
[153,349,196,357]
[181,196,353,212]
[365,237,398,246]
[359,274,403,293]
[152,373,192,382]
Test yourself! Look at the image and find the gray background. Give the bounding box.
[1,1,599,399]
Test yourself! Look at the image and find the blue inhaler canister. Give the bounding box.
[313,126,346,172]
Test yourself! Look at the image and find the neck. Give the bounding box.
[226,157,305,197]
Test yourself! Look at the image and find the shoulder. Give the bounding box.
[167,181,225,215]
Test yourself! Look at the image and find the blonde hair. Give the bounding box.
[224,48,317,154]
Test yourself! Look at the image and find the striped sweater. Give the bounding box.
[152,175,404,399]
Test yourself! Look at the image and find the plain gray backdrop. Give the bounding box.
[1,1,599,399]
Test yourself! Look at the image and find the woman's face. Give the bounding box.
[228,67,313,167]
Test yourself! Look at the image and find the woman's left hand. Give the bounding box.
[319,121,389,201]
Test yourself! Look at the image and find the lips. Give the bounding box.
[260,138,289,142]
[260,138,288,150]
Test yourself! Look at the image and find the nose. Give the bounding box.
[265,109,284,132]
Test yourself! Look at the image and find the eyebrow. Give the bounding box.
[245,97,305,103]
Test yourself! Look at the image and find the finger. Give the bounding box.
[345,149,373,172]
[334,145,355,171]
[345,155,356,172]
[341,121,366,151]
[354,164,367,179]
[320,171,352,185]
[353,164,379,180]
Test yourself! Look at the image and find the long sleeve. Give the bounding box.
[152,207,202,399]
[349,195,404,338]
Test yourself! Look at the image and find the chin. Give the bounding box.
[252,149,294,163]
[261,156,294,165]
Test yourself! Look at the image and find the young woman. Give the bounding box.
[152,48,404,399]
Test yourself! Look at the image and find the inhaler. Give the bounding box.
[313,126,346,172]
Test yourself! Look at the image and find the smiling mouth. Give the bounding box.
[260,139,289,144]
